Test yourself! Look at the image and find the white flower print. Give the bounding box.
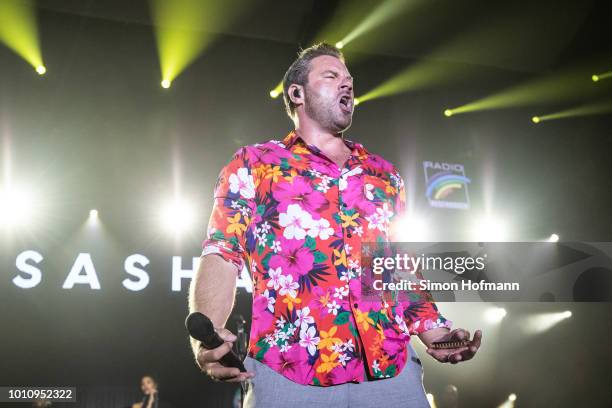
[333,285,349,300]
[265,333,276,346]
[270,240,282,253]
[343,339,355,352]
[295,306,315,330]
[395,314,410,335]
[339,166,363,191]
[366,213,386,232]
[280,343,293,353]
[299,325,320,356]
[267,267,283,290]
[278,274,299,298]
[364,183,375,200]
[275,316,286,329]
[279,204,315,240]
[259,221,271,233]
[331,343,344,353]
[376,202,393,225]
[307,217,335,240]
[326,300,341,315]
[338,353,351,366]
[229,167,255,199]
[264,289,275,313]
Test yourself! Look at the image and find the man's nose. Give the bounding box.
[340,77,353,92]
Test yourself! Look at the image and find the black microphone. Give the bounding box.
[186,312,246,372]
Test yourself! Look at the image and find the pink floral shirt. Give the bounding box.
[202,131,451,386]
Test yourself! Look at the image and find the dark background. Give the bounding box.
[1,0,612,407]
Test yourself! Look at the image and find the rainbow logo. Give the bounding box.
[423,161,471,209]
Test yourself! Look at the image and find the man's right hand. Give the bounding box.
[195,327,255,383]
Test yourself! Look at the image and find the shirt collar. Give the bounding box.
[282,131,368,157]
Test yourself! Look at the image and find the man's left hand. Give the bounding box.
[426,329,482,364]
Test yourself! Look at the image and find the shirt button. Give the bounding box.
[341,203,347,208]
[347,232,352,238]
[353,303,359,308]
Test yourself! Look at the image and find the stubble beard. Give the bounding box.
[304,87,352,134]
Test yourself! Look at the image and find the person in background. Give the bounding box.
[132,375,158,408]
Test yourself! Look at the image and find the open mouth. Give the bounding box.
[339,94,353,113]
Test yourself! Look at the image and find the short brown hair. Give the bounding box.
[282,43,345,118]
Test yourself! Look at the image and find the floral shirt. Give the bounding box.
[202,131,451,386]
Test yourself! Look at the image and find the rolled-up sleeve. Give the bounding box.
[201,147,255,273]
[389,170,453,335]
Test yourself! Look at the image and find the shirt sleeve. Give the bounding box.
[201,147,255,273]
[389,170,453,335]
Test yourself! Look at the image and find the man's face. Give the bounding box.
[303,55,354,133]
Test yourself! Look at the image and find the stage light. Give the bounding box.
[485,307,507,323]
[444,109,453,117]
[161,79,171,89]
[548,233,559,242]
[35,65,46,75]
[354,98,360,106]
[159,198,196,234]
[0,186,34,227]
[426,393,437,408]
[591,70,612,82]
[532,116,540,123]
[269,82,283,99]
[449,66,605,117]
[524,310,572,334]
[0,0,45,73]
[327,0,417,51]
[471,216,509,241]
[151,0,249,87]
[508,393,517,401]
[531,100,612,123]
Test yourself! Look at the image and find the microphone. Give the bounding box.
[186,312,246,372]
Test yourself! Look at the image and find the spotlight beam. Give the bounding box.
[151,0,251,85]
[532,100,612,123]
[448,64,608,116]
[269,81,283,99]
[337,0,414,49]
[0,0,44,72]
[592,70,612,82]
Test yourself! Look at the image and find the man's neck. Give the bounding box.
[294,121,350,166]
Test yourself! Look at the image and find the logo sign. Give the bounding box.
[423,161,471,210]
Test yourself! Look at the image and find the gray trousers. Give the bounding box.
[243,344,430,408]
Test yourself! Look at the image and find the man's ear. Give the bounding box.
[288,84,304,106]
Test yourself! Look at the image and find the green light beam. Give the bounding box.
[449,66,604,116]
[150,0,250,86]
[592,70,612,82]
[532,100,612,123]
[0,0,44,72]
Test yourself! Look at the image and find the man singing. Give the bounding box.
[189,43,482,407]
